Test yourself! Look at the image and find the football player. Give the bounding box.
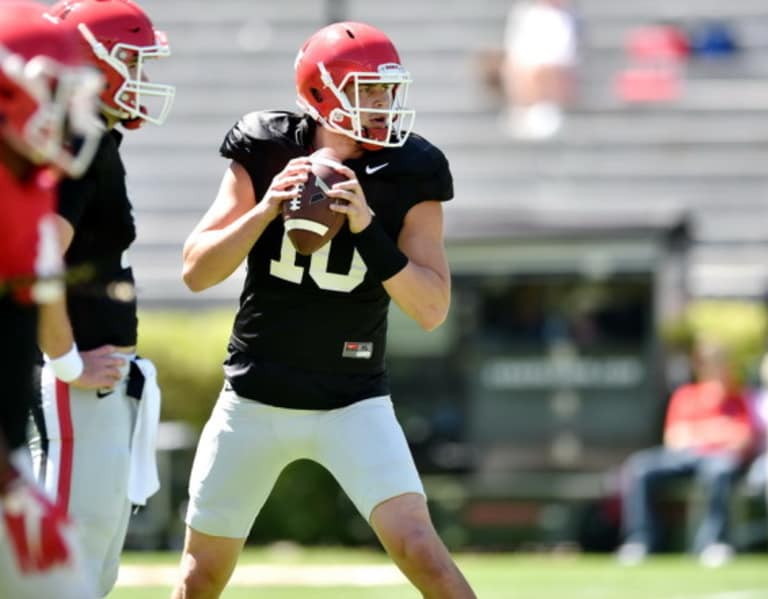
[174,21,476,598]
[27,0,174,596]
[0,1,103,597]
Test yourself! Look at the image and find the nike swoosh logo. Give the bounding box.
[365,163,389,175]
[96,389,114,399]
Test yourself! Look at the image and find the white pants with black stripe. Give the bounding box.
[29,357,137,598]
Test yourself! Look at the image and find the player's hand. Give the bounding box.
[71,345,125,390]
[1,467,74,573]
[257,157,311,222]
[327,165,372,233]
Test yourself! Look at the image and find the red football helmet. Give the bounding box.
[0,0,103,176]
[48,0,175,127]
[295,22,415,149]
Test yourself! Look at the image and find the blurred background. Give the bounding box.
[100,0,768,556]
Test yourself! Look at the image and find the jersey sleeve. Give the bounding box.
[219,114,274,199]
[417,145,453,203]
[219,111,297,167]
[397,138,454,214]
[220,114,263,166]
[219,111,307,200]
[57,175,94,229]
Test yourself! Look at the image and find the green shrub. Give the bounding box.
[663,299,768,384]
[137,309,234,429]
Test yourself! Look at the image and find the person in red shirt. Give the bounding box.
[0,2,103,597]
[616,339,761,566]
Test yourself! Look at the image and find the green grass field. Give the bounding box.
[109,547,768,599]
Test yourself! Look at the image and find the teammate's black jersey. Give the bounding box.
[0,296,37,450]
[220,111,453,409]
[58,129,137,351]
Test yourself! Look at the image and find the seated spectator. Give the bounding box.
[500,0,579,139]
[745,353,768,498]
[616,340,761,567]
[745,453,767,499]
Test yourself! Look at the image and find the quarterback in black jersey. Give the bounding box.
[175,21,476,599]
[29,1,173,596]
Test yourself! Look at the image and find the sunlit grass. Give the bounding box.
[109,547,768,599]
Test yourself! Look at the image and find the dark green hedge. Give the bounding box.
[135,300,767,547]
[137,309,232,427]
[138,301,768,429]
[662,299,768,384]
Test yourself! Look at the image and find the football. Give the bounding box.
[282,149,349,255]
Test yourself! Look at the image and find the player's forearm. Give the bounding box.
[704,420,757,453]
[385,263,451,331]
[356,201,450,330]
[183,209,272,291]
[37,298,76,358]
[182,232,242,291]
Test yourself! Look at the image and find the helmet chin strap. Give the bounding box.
[121,117,143,130]
[101,100,146,129]
[363,125,388,142]
[101,102,129,126]
[359,127,387,151]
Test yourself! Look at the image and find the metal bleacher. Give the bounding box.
[123,0,768,305]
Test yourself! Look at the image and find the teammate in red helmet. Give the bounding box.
[49,0,174,128]
[174,21,476,598]
[0,2,102,597]
[28,1,173,595]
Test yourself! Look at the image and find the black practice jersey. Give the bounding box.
[58,129,137,351]
[220,111,453,410]
[0,296,37,450]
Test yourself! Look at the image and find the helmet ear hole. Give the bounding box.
[310,87,323,103]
